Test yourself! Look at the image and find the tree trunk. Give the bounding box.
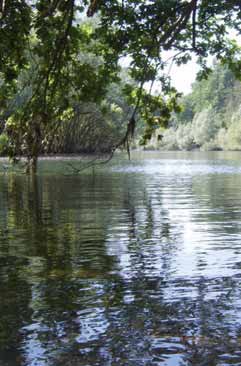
[31,156,38,174]
[25,156,38,174]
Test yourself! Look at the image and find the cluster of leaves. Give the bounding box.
[137,92,181,145]
[0,0,31,87]
[95,0,241,77]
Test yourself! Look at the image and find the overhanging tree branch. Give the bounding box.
[192,0,198,49]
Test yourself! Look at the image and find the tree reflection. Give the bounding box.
[1,165,241,365]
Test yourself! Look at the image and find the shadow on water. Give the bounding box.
[1,154,241,365]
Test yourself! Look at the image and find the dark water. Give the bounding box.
[1,151,241,366]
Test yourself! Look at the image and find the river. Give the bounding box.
[1,151,241,366]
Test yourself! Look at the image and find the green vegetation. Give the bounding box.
[1,1,241,172]
[159,63,241,151]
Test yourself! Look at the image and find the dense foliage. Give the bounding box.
[1,1,241,171]
[159,63,241,151]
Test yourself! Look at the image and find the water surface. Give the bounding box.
[1,151,241,366]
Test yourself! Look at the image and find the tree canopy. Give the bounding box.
[1,0,241,172]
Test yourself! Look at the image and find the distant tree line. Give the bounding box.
[158,63,241,151]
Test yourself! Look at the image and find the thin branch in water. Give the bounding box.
[65,152,116,174]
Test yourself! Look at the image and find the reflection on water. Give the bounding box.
[1,152,241,365]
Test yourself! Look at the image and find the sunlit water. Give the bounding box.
[1,151,241,366]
